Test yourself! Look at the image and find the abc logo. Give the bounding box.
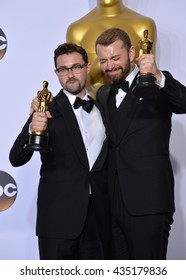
[0,171,17,211]
[0,28,8,60]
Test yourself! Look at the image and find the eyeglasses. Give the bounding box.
[56,63,87,76]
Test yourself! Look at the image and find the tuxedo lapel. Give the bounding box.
[98,80,140,145]
[49,90,89,168]
[117,85,139,144]
[97,85,117,143]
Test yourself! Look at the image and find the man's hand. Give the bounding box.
[30,97,39,115]
[136,54,162,85]
[30,112,51,133]
[29,96,53,118]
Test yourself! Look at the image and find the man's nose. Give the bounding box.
[106,60,114,70]
[67,68,75,77]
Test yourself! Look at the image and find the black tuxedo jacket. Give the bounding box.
[96,71,186,216]
[9,90,110,240]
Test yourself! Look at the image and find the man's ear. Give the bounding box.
[86,62,92,74]
[129,46,136,63]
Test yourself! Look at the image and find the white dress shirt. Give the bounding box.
[63,90,106,171]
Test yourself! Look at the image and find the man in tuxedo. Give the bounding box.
[9,43,111,260]
[95,27,186,259]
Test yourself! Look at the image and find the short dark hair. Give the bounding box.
[95,28,132,52]
[54,43,88,68]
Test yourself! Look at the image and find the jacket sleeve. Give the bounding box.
[162,71,186,113]
[9,116,34,167]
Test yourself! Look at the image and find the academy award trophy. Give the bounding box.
[24,81,51,152]
[132,29,160,98]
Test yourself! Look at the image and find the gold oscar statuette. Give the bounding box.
[24,81,51,152]
[132,29,160,98]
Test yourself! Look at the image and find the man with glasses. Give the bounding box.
[9,43,111,260]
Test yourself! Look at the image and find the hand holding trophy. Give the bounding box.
[24,81,51,152]
[132,30,160,98]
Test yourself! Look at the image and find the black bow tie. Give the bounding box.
[73,96,94,113]
[110,80,129,95]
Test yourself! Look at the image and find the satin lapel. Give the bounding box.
[97,85,117,143]
[50,90,89,168]
[94,98,108,136]
[117,80,139,144]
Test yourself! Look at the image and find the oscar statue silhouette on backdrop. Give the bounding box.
[66,0,157,96]
[132,29,160,98]
[24,81,52,152]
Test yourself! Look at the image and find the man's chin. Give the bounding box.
[66,83,81,94]
[109,76,123,84]
[69,89,82,95]
[107,73,123,83]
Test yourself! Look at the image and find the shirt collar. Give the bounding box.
[63,89,89,106]
[126,64,139,87]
